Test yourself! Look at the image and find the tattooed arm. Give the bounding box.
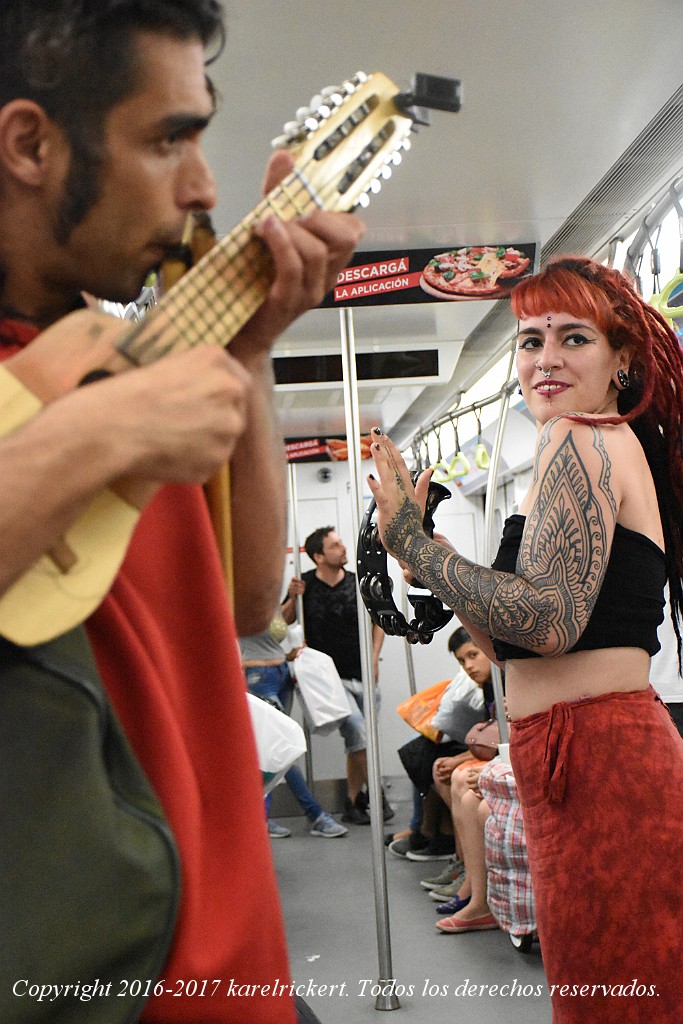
[368,419,622,657]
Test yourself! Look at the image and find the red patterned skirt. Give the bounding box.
[510,686,683,1022]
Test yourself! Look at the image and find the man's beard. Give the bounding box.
[54,142,104,246]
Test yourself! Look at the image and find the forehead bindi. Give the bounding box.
[519,314,598,336]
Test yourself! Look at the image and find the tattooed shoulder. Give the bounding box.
[518,420,618,649]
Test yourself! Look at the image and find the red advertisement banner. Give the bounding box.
[320,243,538,308]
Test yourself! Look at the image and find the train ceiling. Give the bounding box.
[204,0,683,446]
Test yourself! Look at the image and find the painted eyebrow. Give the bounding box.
[517,322,596,336]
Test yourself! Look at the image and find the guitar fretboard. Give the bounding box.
[116,169,323,366]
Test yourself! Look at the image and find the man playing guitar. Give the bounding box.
[0,2,363,1022]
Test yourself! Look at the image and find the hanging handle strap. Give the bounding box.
[670,182,683,274]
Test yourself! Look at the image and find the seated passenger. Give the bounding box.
[388,626,493,861]
[434,754,536,942]
[434,762,499,933]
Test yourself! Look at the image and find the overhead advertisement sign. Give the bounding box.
[320,243,538,308]
[284,435,373,463]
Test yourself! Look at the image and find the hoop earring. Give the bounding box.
[616,369,630,390]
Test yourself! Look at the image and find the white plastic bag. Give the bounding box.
[247,693,307,794]
[291,646,353,734]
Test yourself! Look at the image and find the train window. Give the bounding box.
[273,348,440,385]
[634,207,681,299]
[448,351,516,439]
[611,206,681,298]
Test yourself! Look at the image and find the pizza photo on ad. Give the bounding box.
[420,245,532,301]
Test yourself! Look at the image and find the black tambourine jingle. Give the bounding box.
[356,477,454,644]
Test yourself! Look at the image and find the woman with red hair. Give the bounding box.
[368,255,683,1022]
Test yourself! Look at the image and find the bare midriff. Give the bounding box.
[505,646,651,720]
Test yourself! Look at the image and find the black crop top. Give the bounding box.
[490,514,666,661]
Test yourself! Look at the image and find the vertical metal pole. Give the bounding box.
[481,343,516,743]
[287,462,314,786]
[339,307,399,1012]
[401,577,418,697]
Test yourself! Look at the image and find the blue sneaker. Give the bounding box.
[268,820,291,838]
[310,812,348,838]
[435,894,471,914]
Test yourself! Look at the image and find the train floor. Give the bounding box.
[271,777,551,1024]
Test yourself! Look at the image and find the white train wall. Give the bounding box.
[283,407,537,781]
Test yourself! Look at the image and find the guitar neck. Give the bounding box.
[116,169,322,366]
[113,70,420,365]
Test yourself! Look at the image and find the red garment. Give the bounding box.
[0,315,39,352]
[510,687,683,1023]
[0,319,296,1023]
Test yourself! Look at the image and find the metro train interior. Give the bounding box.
[120,3,682,1020]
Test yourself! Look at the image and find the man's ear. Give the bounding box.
[0,99,60,186]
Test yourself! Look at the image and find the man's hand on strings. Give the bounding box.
[232,150,364,364]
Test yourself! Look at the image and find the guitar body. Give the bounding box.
[0,349,141,647]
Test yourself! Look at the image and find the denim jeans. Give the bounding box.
[245,662,323,822]
[338,680,382,754]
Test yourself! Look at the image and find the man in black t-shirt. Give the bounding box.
[282,526,391,824]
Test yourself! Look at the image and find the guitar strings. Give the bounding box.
[157,172,317,352]
[120,165,354,361]
[117,124,403,363]
[118,168,320,362]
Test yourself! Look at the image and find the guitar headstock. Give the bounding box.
[271,72,416,213]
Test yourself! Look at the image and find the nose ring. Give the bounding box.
[538,367,552,379]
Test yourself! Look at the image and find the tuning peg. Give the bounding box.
[309,94,323,110]
[304,116,319,131]
[369,178,382,194]
[353,71,369,84]
[270,134,289,150]
[342,79,357,94]
[390,151,403,166]
[321,86,344,105]
[295,106,311,120]
[380,165,392,180]
[356,193,370,208]
[283,120,299,133]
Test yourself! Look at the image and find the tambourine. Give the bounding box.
[357,478,454,644]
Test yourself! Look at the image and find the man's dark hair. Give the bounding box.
[304,526,335,563]
[0,0,225,236]
[448,626,473,655]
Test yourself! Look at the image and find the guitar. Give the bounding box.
[0,71,423,646]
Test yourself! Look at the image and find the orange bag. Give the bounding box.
[396,679,451,743]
